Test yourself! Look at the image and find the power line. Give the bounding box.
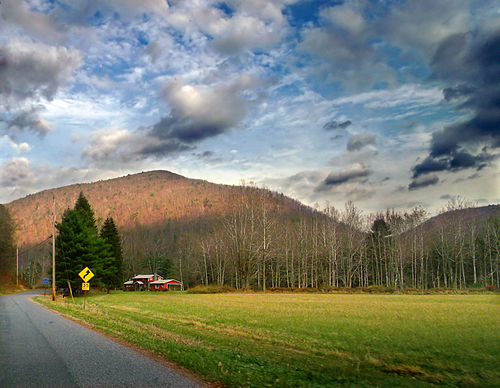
[18,236,52,256]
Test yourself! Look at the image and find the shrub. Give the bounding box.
[186,285,236,294]
[362,285,396,294]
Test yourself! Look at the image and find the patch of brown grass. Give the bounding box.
[383,364,444,383]
[0,270,27,294]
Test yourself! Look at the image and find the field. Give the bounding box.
[37,292,499,387]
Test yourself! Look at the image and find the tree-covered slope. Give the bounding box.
[6,170,306,247]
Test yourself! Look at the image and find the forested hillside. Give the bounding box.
[6,171,499,290]
[6,170,311,286]
[6,171,304,245]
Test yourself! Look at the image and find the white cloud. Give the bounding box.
[0,157,34,187]
[164,1,288,54]
[383,0,471,56]
[322,3,366,36]
[81,127,176,167]
[44,94,132,127]
[332,84,443,109]
[1,135,31,154]
[162,79,248,130]
[211,15,282,54]
[12,141,31,154]
[0,0,62,42]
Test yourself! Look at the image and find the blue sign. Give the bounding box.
[43,278,50,285]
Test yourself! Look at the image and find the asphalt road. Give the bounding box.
[0,291,203,388]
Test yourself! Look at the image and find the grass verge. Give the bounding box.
[36,292,500,387]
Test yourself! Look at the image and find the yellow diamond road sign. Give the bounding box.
[79,267,94,282]
[82,283,90,291]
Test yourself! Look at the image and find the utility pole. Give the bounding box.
[16,246,19,287]
[52,196,56,301]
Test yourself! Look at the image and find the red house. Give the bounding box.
[150,279,183,291]
[123,280,135,291]
[123,274,163,290]
[131,273,163,290]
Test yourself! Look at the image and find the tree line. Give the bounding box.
[151,194,499,290]
[4,189,499,292]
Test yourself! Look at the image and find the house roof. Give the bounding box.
[124,280,134,285]
[150,279,182,285]
[132,274,160,280]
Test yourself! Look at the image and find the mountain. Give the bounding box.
[6,170,308,255]
[418,204,500,237]
[425,204,500,225]
[5,171,498,290]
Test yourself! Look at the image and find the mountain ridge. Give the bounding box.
[6,170,307,248]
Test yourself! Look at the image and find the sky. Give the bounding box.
[0,0,499,215]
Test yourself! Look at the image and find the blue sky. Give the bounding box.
[0,0,498,214]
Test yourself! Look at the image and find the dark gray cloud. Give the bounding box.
[323,120,351,130]
[5,106,52,136]
[0,41,81,106]
[443,84,475,101]
[330,134,343,141]
[321,164,372,187]
[412,150,493,178]
[411,156,448,177]
[346,134,375,151]
[135,136,192,158]
[408,174,439,190]
[411,30,500,181]
[194,150,224,163]
[151,116,231,144]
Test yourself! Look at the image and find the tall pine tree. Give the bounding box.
[74,192,97,231]
[55,193,114,293]
[100,217,123,290]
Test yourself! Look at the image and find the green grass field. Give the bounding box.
[37,292,499,387]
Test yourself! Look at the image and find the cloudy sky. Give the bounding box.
[1,0,499,214]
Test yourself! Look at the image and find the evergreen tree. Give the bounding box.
[74,192,97,231]
[55,194,114,293]
[157,255,172,278]
[0,204,15,272]
[100,217,123,289]
[56,207,91,291]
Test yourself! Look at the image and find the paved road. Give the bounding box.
[0,291,203,387]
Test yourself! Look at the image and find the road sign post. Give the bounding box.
[82,282,90,310]
[79,267,94,310]
[43,278,50,295]
[67,280,75,304]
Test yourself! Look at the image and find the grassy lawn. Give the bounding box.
[36,292,499,387]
